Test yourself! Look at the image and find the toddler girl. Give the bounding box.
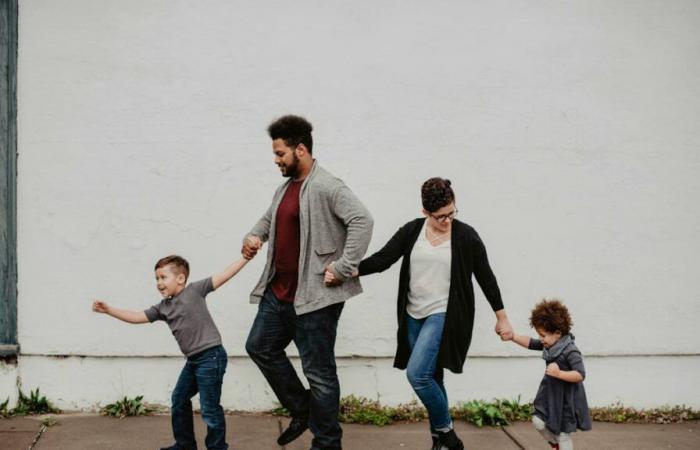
[508,299,592,450]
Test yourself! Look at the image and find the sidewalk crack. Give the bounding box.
[27,424,48,450]
[501,425,526,450]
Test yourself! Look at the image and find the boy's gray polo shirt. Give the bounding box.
[144,277,222,357]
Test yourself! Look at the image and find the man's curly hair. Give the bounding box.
[529,298,572,335]
[267,115,313,153]
[421,177,455,213]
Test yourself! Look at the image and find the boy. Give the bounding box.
[92,254,249,450]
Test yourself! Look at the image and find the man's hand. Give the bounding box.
[546,362,561,378]
[92,299,109,314]
[324,263,344,287]
[242,236,263,260]
[495,314,514,341]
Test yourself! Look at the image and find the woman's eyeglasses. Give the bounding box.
[429,208,458,223]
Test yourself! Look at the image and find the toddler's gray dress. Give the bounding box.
[529,334,592,435]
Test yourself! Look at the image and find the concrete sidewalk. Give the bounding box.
[1,414,698,450]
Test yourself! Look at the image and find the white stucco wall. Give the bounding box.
[3,0,699,410]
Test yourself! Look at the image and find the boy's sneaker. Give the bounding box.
[277,417,309,445]
[433,429,464,450]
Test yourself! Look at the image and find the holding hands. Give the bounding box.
[323,263,343,287]
[495,311,514,341]
[242,235,263,260]
[323,262,359,287]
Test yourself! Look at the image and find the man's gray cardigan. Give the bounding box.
[246,161,373,314]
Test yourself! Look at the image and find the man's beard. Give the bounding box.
[280,154,300,178]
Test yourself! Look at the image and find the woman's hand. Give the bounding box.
[324,263,343,287]
[494,311,514,341]
[324,262,359,286]
[324,266,338,285]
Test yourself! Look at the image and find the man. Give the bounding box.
[243,115,373,450]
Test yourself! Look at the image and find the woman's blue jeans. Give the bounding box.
[171,345,228,450]
[406,312,451,431]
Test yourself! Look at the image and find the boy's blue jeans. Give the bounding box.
[245,288,344,450]
[406,312,452,431]
[171,345,228,450]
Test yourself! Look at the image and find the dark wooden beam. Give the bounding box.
[0,0,18,353]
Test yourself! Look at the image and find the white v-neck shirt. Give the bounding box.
[407,221,452,319]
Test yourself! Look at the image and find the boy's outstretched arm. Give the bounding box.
[92,300,149,324]
[211,257,249,290]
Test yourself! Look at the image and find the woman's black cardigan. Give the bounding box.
[358,218,504,374]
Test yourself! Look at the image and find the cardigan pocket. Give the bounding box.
[313,247,337,274]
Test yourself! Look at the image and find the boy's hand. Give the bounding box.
[242,236,263,260]
[92,300,109,313]
[546,362,561,377]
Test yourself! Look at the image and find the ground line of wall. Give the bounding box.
[14,353,700,359]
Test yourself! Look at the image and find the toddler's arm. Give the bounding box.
[546,362,584,383]
[92,300,149,324]
[507,333,533,349]
[212,257,249,290]
[546,349,586,383]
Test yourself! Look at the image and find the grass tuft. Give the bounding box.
[101,396,152,419]
[451,397,532,427]
[591,403,700,424]
[0,397,10,418]
[12,389,61,416]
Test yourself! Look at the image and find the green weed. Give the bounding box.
[591,403,700,424]
[0,397,10,418]
[452,399,510,427]
[12,388,61,416]
[101,396,152,418]
[40,415,58,427]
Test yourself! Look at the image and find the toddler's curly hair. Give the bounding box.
[529,298,572,335]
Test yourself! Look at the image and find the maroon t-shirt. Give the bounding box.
[270,180,303,302]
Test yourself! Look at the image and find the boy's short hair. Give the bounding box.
[267,115,313,153]
[530,298,572,335]
[421,177,455,212]
[154,255,190,281]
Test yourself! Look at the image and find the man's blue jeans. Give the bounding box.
[171,345,228,450]
[406,312,452,431]
[246,288,344,450]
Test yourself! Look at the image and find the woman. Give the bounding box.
[326,177,513,450]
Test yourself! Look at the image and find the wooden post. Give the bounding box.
[0,0,18,356]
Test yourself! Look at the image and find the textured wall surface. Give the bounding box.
[5,0,699,409]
